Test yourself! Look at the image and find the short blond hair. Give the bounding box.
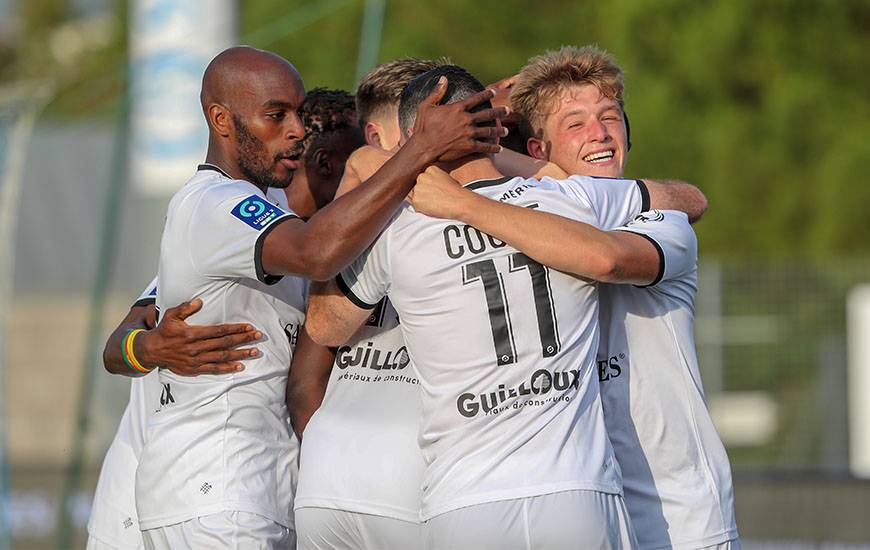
[355,57,451,126]
[511,45,624,134]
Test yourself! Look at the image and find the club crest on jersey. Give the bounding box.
[633,210,664,223]
[230,195,285,230]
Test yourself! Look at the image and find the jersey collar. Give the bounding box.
[197,163,232,179]
[463,176,514,190]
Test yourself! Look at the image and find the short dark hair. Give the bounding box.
[298,87,359,158]
[355,57,451,127]
[398,65,490,134]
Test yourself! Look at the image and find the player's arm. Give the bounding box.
[493,151,706,223]
[412,167,661,284]
[260,80,507,281]
[286,318,337,439]
[103,297,263,377]
[493,148,569,180]
[644,179,707,223]
[304,279,374,348]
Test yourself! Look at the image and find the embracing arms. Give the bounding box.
[260,81,508,281]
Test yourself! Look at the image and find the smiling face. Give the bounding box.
[528,83,628,178]
[230,66,307,189]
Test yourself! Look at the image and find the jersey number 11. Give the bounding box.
[462,252,561,366]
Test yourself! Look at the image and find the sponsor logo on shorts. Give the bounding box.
[230,195,285,230]
[457,368,581,418]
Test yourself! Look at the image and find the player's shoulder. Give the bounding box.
[466,175,540,203]
[623,209,694,236]
[176,171,269,218]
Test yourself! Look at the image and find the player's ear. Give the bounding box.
[312,148,332,178]
[207,103,233,138]
[364,122,382,149]
[526,137,548,160]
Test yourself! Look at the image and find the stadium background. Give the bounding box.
[0,0,868,547]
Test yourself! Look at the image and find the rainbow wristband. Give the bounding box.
[122,329,152,374]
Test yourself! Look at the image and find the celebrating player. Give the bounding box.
[414,46,740,549]
[304,64,705,549]
[289,58,448,550]
[135,45,503,548]
[88,87,364,550]
[512,45,739,549]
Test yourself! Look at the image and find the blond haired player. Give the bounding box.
[354,57,450,151]
[416,46,739,549]
[306,64,707,550]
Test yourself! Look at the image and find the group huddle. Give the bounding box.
[88,44,739,550]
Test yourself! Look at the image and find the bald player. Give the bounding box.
[88,88,363,550]
[135,47,505,549]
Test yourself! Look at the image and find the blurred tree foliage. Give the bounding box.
[1,0,867,257]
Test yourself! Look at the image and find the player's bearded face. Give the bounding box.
[540,84,628,178]
[234,114,299,189]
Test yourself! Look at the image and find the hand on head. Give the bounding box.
[409,77,509,163]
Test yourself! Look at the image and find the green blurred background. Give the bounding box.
[0,0,868,547]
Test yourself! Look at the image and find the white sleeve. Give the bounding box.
[551,175,648,230]
[335,232,391,309]
[188,182,297,284]
[133,276,158,307]
[613,210,697,286]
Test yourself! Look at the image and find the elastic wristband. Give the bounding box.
[122,329,152,374]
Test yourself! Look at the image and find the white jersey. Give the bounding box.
[295,298,425,523]
[598,210,738,549]
[88,281,159,549]
[137,166,307,530]
[339,174,647,520]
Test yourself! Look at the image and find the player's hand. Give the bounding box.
[136,298,262,376]
[487,74,516,111]
[409,77,509,163]
[487,74,525,129]
[410,166,475,220]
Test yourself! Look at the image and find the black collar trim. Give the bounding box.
[198,163,232,179]
[464,176,514,190]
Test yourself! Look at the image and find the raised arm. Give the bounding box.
[261,81,507,281]
[412,167,661,285]
[103,298,262,377]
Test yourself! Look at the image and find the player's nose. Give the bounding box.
[285,112,305,142]
[587,117,609,142]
